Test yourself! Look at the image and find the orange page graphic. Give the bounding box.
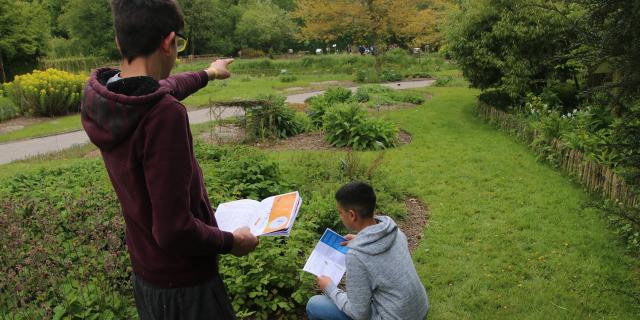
[262,192,297,234]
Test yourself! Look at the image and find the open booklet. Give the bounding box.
[214,191,302,236]
[303,228,350,284]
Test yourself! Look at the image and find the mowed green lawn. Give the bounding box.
[385,87,640,319]
[270,87,640,319]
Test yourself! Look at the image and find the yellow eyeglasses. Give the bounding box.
[175,32,188,53]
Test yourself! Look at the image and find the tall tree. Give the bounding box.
[235,0,294,53]
[0,0,50,82]
[446,0,586,105]
[293,0,441,49]
[180,0,238,56]
[58,0,119,59]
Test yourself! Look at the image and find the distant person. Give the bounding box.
[358,45,365,55]
[306,182,429,320]
[80,0,258,319]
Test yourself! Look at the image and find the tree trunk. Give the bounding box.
[0,53,6,83]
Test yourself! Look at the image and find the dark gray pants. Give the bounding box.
[133,274,236,320]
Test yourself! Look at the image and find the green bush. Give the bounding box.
[323,87,352,104]
[4,68,86,117]
[323,103,398,150]
[354,85,424,106]
[245,95,303,141]
[354,69,380,83]
[434,76,452,87]
[390,91,425,105]
[0,95,19,122]
[380,69,403,82]
[307,87,352,127]
[279,75,298,83]
[293,112,313,133]
[405,71,432,79]
[478,88,517,110]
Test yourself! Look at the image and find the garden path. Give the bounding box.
[0,79,434,165]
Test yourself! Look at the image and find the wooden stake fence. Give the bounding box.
[477,102,639,208]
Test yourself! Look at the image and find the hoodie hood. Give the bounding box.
[81,68,171,151]
[347,215,398,256]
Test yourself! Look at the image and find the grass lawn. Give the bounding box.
[0,114,82,143]
[182,73,352,107]
[269,87,640,319]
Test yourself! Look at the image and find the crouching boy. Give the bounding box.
[306,182,429,320]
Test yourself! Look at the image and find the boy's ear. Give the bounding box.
[348,209,358,221]
[160,32,175,55]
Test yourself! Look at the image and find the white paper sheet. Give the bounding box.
[303,229,349,284]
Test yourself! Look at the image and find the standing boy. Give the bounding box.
[306,182,429,320]
[81,1,258,318]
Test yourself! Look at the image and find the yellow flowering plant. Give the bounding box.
[4,68,87,117]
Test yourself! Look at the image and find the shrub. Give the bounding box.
[307,87,352,127]
[380,69,403,82]
[405,71,432,79]
[390,91,425,105]
[354,69,379,83]
[241,48,267,58]
[323,103,398,150]
[245,95,303,141]
[323,87,352,104]
[355,85,424,106]
[434,76,453,87]
[4,68,86,117]
[280,75,298,83]
[0,96,19,122]
[293,112,313,133]
[352,90,370,103]
[478,88,517,110]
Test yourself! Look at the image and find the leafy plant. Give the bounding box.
[307,87,352,128]
[279,75,298,83]
[0,95,19,121]
[380,69,403,82]
[323,103,398,150]
[245,95,303,141]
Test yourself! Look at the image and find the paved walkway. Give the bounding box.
[0,79,434,165]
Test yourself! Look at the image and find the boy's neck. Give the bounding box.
[120,55,163,81]
[354,217,378,233]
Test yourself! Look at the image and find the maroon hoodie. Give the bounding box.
[81,68,234,288]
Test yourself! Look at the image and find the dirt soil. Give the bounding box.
[257,129,413,151]
[397,197,430,253]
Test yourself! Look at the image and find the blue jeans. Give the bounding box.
[306,295,351,320]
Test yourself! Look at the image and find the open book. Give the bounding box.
[303,229,349,284]
[214,191,302,236]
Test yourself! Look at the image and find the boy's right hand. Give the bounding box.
[230,227,258,256]
[340,234,356,246]
[206,58,234,80]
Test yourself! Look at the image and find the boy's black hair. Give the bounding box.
[110,0,184,63]
[335,181,376,219]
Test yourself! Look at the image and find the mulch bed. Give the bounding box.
[397,197,430,253]
[256,129,413,151]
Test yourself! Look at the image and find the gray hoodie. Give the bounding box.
[324,216,429,320]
